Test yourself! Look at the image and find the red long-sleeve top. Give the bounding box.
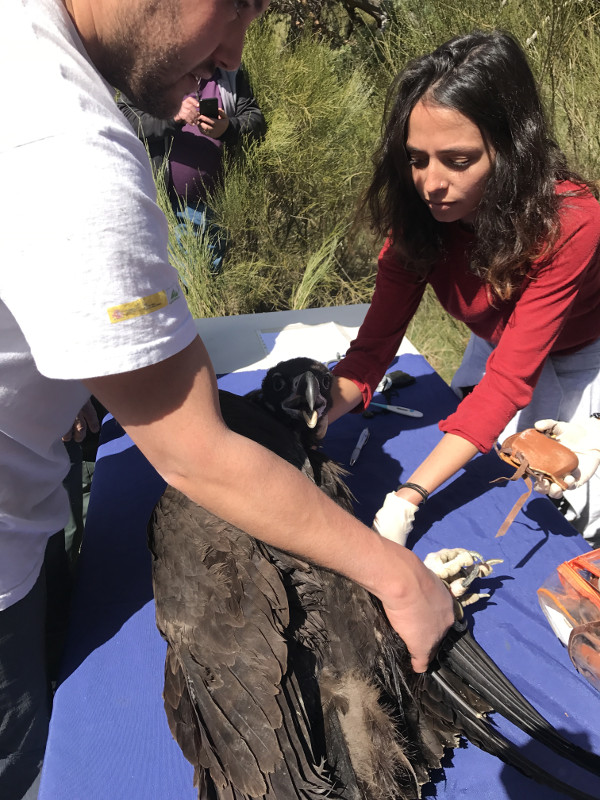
[333,183,600,452]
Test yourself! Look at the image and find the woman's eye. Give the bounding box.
[448,159,471,169]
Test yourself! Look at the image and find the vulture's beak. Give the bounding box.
[283,371,327,431]
[300,371,319,429]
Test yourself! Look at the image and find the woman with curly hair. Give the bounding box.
[330,29,600,542]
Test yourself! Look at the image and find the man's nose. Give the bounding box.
[212,26,246,72]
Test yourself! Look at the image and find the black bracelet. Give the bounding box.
[398,482,430,503]
[592,413,600,420]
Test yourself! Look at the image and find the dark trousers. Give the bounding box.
[0,532,72,800]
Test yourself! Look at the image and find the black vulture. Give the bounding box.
[148,357,600,800]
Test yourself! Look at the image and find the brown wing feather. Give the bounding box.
[148,387,449,800]
[150,487,293,796]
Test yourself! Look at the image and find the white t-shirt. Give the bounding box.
[0,0,198,610]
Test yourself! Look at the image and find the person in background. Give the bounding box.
[328,30,600,545]
[118,66,266,272]
[61,397,106,568]
[44,399,103,691]
[0,2,452,797]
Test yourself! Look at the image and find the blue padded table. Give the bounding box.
[40,353,600,800]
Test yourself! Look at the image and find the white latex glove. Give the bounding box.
[533,418,600,498]
[372,492,418,546]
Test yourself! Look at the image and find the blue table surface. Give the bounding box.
[39,354,600,800]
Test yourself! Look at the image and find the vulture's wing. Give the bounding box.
[149,390,351,798]
[440,620,600,773]
[149,362,600,800]
[150,485,343,799]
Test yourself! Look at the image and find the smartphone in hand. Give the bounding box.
[199,98,219,118]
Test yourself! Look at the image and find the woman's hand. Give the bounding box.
[372,492,418,545]
[534,418,600,497]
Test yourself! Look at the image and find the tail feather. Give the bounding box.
[441,624,600,775]
[430,670,599,800]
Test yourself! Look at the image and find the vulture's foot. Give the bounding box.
[424,548,503,606]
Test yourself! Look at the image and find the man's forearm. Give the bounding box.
[158,422,454,674]
[169,426,415,591]
[84,337,454,671]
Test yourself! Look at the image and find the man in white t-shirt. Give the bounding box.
[0,1,453,796]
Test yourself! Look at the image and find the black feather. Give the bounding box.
[148,359,600,800]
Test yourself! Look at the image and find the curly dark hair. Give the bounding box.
[364,29,593,300]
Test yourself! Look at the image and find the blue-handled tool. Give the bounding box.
[349,427,370,466]
[369,402,423,418]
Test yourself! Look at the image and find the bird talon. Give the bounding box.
[460,591,490,607]
[424,547,503,605]
[459,565,482,590]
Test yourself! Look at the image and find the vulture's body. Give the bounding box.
[148,359,600,800]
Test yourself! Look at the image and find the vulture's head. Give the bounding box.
[259,358,333,442]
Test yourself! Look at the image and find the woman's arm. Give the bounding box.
[371,434,478,545]
[328,375,363,423]
[398,433,479,504]
[332,240,426,411]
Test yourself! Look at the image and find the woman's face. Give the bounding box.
[406,99,494,226]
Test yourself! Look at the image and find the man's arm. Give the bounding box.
[84,337,453,672]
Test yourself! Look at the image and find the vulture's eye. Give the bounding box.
[271,373,286,393]
[321,374,331,391]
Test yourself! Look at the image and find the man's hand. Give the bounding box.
[378,546,455,673]
[372,496,454,672]
[533,418,600,497]
[174,96,200,125]
[372,492,418,545]
[198,108,230,138]
[62,398,100,443]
